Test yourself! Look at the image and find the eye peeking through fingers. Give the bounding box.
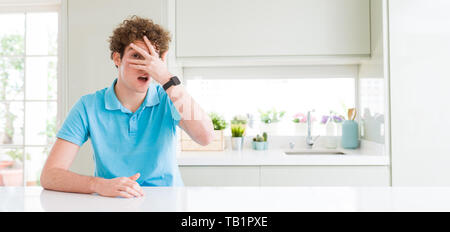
[131,53,143,59]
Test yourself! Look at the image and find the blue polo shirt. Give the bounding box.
[56,78,183,186]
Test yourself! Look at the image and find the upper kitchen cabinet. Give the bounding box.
[176,0,371,58]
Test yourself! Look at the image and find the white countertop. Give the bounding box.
[177,147,389,166]
[2,186,450,212]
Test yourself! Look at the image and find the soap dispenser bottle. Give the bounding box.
[325,115,338,149]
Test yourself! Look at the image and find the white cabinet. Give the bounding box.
[176,0,370,57]
[180,166,260,186]
[260,166,390,186]
[179,166,390,187]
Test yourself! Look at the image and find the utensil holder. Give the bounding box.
[341,120,360,149]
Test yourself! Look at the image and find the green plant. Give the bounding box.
[1,34,25,145]
[5,149,30,163]
[209,112,227,130]
[259,109,286,124]
[253,135,264,142]
[230,115,248,125]
[231,124,246,137]
[253,132,268,142]
[262,132,268,142]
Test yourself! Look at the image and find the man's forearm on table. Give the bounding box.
[40,168,97,194]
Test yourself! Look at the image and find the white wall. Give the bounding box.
[0,0,60,12]
[389,0,450,186]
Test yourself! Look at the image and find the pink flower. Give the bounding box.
[293,113,307,123]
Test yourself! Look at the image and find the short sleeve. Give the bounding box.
[56,97,90,146]
[167,95,182,127]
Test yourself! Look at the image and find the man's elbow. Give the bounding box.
[40,172,49,190]
[40,168,54,190]
[198,129,214,146]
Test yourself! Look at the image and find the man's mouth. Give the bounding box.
[137,76,149,82]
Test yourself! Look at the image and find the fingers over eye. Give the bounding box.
[130,64,146,70]
[128,59,146,65]
[130,43,151,58]
[143,36,158,57]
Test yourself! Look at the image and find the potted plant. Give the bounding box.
[0,149,29,186]
[209,112,227,150]
[180,112,228,151]
[259,109,285,134]
[210,112,228,131]
[252,132,268,150]
[292,113,307,135]
[231,124,246,151]
[0,160,14,169]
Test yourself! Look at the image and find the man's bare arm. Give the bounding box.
[40,138,96,193]
[166,85,214,146]
[40,138,144,198]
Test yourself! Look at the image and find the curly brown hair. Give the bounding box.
[109,15,171,60]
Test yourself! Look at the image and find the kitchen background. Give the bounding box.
[0,0,449,187]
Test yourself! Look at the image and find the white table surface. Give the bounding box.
[2,186,450,212]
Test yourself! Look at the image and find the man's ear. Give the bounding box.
[112,52,121,68]
[161,51,169,63]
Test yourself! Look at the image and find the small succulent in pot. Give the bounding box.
[252,132,268,150]
[253,134,264,142]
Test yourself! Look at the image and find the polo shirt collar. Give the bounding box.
[105,78,160,112]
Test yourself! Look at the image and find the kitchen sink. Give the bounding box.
[284,150,346,155]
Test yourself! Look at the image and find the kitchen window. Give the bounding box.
[184,66,356,136]
[0,6,59,186]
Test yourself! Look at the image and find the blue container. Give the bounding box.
[341,120,360,149]
[253,142,268,150]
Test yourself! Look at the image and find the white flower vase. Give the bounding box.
[336,123,343,136]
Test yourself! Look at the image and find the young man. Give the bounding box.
[40,16,214,198]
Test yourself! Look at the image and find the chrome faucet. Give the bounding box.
[306,110,320,148]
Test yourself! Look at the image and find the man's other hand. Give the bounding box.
[91,173,145,198]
